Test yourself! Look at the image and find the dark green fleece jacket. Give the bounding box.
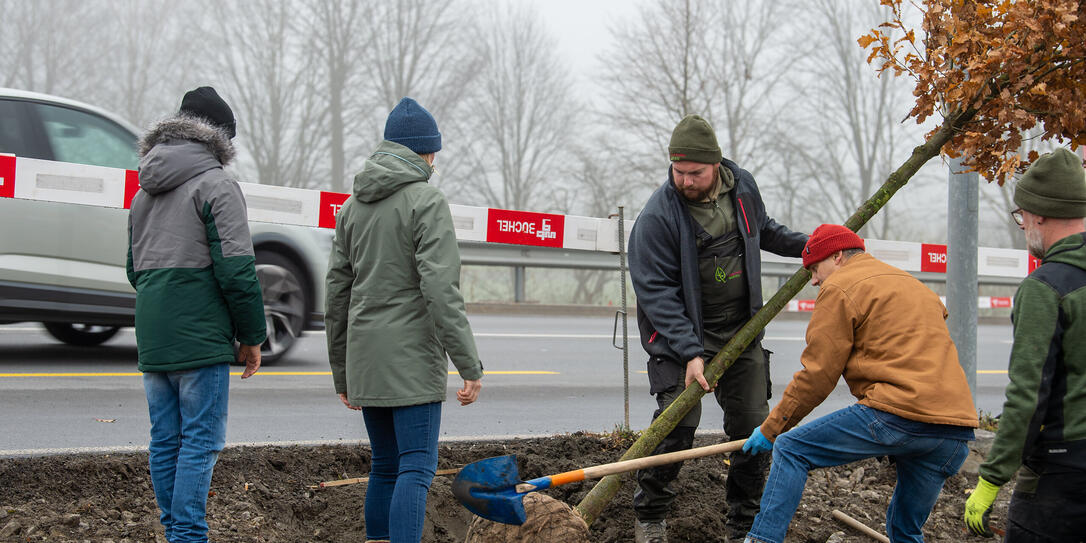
[981,233,1086,484]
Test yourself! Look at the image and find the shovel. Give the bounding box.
[452,438,746,525]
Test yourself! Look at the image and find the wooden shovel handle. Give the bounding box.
[516,438,748,492]
[318,467,460,488]
[831,510,890,543]
[582,438,746,480]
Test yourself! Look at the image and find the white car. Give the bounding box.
[0,88,330,363]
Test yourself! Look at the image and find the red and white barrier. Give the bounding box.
[785,295,1015,312]
[0,154,1039,288]
[0,155,623,253]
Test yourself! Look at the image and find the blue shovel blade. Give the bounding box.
[451,454,529,525]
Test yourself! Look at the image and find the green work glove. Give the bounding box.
[964,476,1001,537]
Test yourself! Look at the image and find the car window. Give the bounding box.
[33,103,138,170]
[0,99,42,159]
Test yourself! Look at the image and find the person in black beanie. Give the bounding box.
[179,86,237,139]
[325,97,483,543]
[130,85,264,543]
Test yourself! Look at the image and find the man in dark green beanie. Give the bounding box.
[628,114,808,543]
[963,148,1086,540]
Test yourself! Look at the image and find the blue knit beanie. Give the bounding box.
[383,97,441,154]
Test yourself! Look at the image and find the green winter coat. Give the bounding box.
[980,233,1086,485]
[325,141,483,407]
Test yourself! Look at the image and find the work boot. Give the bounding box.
[634,519,667,543]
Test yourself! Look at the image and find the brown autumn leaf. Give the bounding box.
[859,0,1086,185]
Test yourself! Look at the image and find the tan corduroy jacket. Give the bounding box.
[762,253,978,440]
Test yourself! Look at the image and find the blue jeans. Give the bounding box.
[747,404,969,543]
[144,363,229,543]
[362,402,441,543]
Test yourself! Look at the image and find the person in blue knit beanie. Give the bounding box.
[325,97,482,543]
[383,97,442,154]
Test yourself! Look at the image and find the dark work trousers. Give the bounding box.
[1004,462,1086,542]
[634,340,771,537]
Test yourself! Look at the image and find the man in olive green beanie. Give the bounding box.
[628,114,807,543]
[963,148,1086,540]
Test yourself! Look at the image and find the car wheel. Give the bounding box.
[42,323,121,346]
[253,251,308,364]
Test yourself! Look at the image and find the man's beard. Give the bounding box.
[677,184,712,201]
[1026,226,1045,259]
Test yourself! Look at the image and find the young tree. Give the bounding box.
[577,0,1086,525]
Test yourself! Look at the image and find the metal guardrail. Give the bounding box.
[459,242,1026,286]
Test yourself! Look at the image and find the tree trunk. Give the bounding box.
[574,109,973,526]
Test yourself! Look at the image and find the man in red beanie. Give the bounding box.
[741,224,979,543]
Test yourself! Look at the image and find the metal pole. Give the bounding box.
[947,155,979,398]
[618,206,630,429]
[514,266,526,303]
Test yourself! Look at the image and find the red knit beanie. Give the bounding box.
[802,224,865,268]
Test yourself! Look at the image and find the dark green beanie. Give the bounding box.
[1014,148,1086,218]
[668,114,722,164]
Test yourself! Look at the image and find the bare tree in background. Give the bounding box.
[209,0,328,188]
[303,0,370,192]
[0,0,103,97]
[600,0,797,187]
[360,0,485,196]
[554,142,638,305]
[785,0,924,238]
[0,0,201,130]
[91,0,203,128]
[458,3,578,211]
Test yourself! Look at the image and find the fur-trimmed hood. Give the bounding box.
[137,114,236,196]
[139,113,236,164]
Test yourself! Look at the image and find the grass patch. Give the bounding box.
[978,410,1000,432]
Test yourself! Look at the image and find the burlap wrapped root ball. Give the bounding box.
[464,493,590,543]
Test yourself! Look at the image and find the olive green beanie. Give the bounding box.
[668,114,722,164]
[1014,148,1086,218]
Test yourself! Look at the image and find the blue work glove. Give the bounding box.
[742,426,773,455]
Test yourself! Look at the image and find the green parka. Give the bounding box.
[325,141,483,407]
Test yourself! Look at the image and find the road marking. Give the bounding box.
[0,370,558,378]
[637,369,1008,375]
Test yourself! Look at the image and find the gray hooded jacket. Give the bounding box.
[127,115,266,371]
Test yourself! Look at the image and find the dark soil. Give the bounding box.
[0,433,1009,542]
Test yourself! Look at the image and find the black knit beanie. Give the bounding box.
[179,86,236,139]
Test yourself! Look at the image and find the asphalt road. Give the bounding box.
[0,315,1013,456]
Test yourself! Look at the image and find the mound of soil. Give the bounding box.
[0,433,1009,542]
